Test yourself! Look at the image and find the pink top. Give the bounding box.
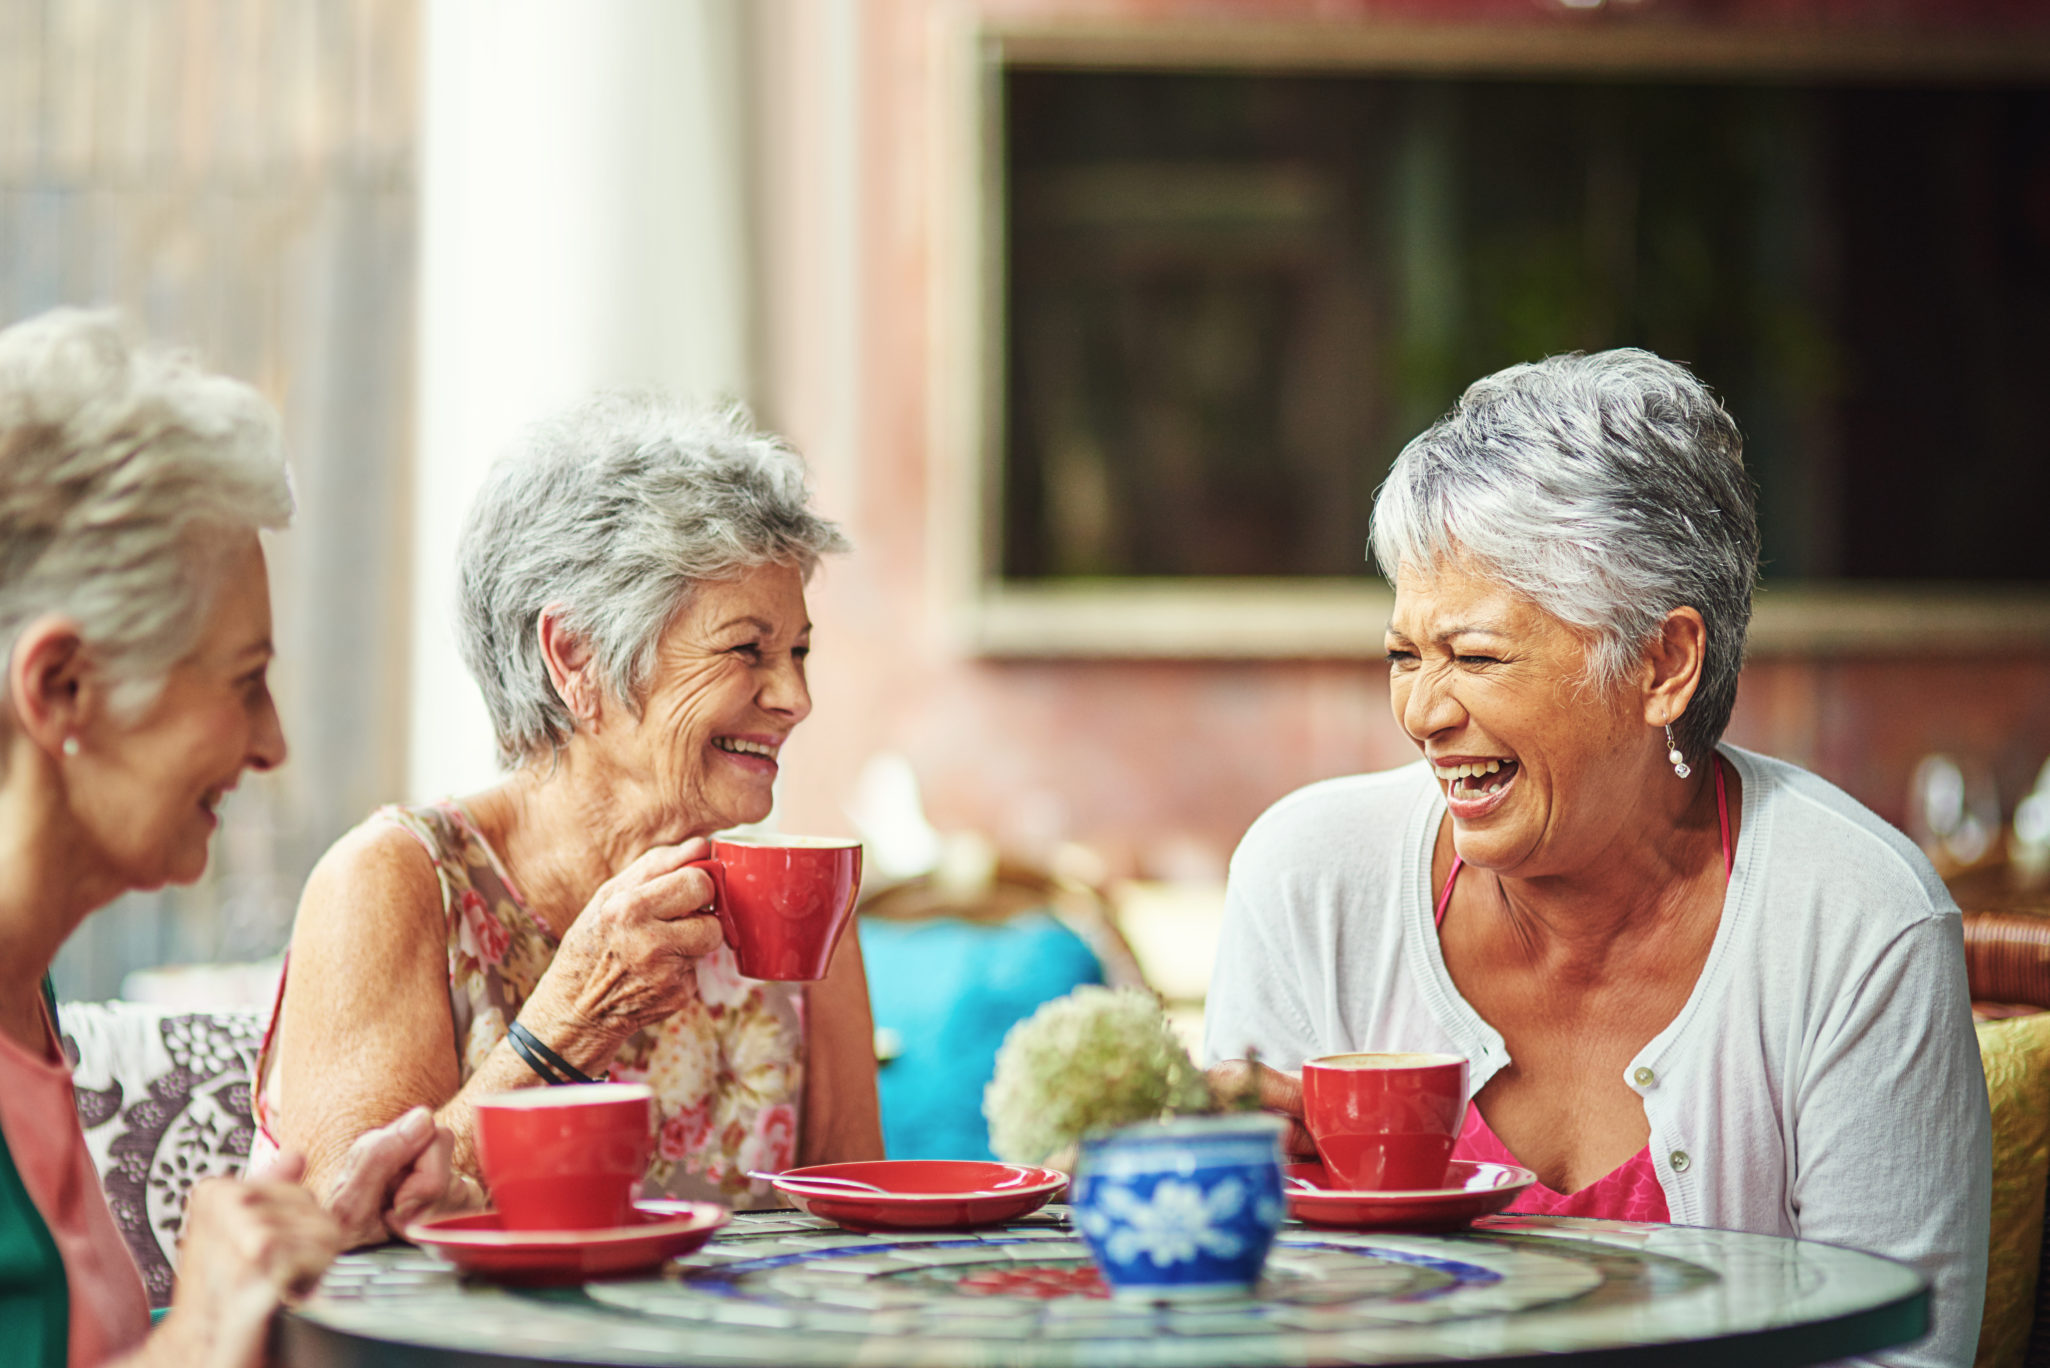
[0,1002,150,1366]
[1434,760,1731,1222]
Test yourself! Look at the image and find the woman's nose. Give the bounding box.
[1399,664,1463,741]
[247,693,288,772]
[760,654,812,722]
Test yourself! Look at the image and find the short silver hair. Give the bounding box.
[457,392,851,767]
[0,308,294,718]
[1369,348,1759,760]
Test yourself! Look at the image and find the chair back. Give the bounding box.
[60,1001,263,1309]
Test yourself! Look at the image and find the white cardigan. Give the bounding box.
[1202,746,1991,1368]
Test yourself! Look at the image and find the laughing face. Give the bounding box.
[70,534,287,890]
[1385,558,1660,877]
[621,561,814,838]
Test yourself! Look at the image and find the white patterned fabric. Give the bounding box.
[59,1002,263,1309]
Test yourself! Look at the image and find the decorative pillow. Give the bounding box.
[1975,1011,2050,1368]
[59,1002,264,1309]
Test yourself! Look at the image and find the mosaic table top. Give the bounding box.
[279,1207,1928,1367]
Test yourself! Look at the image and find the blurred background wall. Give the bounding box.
[1,0,417,996]
[9,0,2048,1001]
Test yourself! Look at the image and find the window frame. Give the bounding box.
[933,14,2050,659]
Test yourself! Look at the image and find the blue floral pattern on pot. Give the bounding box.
[1072,1114,1286,1300]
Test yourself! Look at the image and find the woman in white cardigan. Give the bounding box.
[1204,348,1988,1368]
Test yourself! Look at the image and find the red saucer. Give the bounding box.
[767,1160,1067,1232]
[406,1200,728,1283]
[1284,1160,1535,1232]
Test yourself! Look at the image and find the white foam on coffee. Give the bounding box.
[1309,1053,1464,1070]
[718,835,860,850]
[475,1082,654,1109]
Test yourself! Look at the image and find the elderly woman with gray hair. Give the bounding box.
[0,308,450,1366]
[1206,349,1989,1367]
[258,392,882,1218]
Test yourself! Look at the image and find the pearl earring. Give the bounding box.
[1665,723,1689,779]
[61,736,79,757]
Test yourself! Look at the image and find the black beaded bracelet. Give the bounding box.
[506,1021,596,1085]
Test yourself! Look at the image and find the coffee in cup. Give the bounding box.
[686,835,862,982]
[474,1082,654,1230]
[1300,1052,1468,1191]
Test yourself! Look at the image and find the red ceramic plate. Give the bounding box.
[768,1160,1067,1232]
[1284,1160,1536,1232]
[406,1200,728,1283]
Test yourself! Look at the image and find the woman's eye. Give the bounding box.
[1384,649,1416,666]
[792,645,810,662]
[730,644,762,662]
[1455,654,1499,666]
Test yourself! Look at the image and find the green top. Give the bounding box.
[0,979,72,1368]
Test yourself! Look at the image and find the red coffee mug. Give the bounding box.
[1300,1052,1469,1191]
[474,1082,654,1231]
[686,835,862,982]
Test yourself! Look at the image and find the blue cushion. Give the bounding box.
[859,914,1104,1161]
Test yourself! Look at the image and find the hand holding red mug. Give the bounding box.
[529,839,728,1044]
[1205,1059,1319,1160]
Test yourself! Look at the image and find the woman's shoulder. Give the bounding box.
[302,803,456,917]
[1231,763,1435,878]
[1731,746,1955,926]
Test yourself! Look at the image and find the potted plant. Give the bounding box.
[984,986,1286,1300]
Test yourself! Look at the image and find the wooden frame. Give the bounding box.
[932,11,2050,660]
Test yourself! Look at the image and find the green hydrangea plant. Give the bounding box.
[983,985,1214,1165]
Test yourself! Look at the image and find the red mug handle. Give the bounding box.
[683,858,738,952]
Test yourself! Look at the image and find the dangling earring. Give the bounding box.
[1664,723,1690,779]
[61,736,80,757]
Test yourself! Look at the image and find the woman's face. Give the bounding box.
[73,535,287,890]
[618,561,814,838]
[1385,558,1657,877]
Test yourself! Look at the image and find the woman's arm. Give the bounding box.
[797,927,883,1164]
[276,826,726,1211]
[1788,915,1990,1368]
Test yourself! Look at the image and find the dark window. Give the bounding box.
[1001,68,2050,583]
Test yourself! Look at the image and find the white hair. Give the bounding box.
[1369,348,1759,760]
[0,308,294,718]
[457,391,851,767]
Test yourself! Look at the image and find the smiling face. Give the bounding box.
[1385,558,1665,877]
[616,561,815,838]
[71,534,287,890]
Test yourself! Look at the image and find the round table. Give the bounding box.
[280,1207,1928,1367]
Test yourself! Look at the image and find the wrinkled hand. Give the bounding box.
[321,1106,478,1249]
[1207,1059,1317,1159]
[155,1154,342,1368]
[536,838,726,1042]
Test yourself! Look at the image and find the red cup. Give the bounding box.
[686,836,862,982]
[1300,1052,1469,1191]
[474,1082,654,1230]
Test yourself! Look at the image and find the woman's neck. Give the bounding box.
[1439,753,1741,978]
[0,735,123,1053]
[461,750,710,939]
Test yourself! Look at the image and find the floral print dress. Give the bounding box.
[257,802,805,1209]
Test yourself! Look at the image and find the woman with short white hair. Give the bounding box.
[1206,349,1989,1367]
[260,391,882,1214]
[0,308,447,1367]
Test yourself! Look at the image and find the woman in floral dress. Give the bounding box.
[255,393,881,1217]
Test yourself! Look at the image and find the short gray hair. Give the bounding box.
[1369,348,1759,760]
[0,308,294,718]
[457,392,851,767]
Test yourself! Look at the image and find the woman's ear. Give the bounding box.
[535,608,603,726]
[8,614,91,756]
[1640,607,1707,729]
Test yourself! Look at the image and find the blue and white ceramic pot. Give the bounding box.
[1071,1114,1287,1301]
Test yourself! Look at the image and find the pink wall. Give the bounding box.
[766,0,2050,877]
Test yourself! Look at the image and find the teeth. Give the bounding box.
[1433,760,1508,781]
[715,737,777,760]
